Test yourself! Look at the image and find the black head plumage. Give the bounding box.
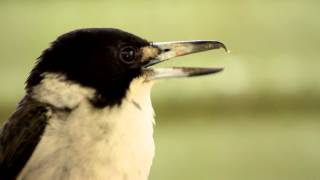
[27,28,151,107]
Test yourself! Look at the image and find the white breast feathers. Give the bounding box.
[18,73,156,180]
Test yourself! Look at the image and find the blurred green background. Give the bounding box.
[0,0,319,179]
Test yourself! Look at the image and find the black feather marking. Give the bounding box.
[131,100,142,111]
[0,96,49,180]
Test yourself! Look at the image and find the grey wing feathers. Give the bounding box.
[0,97,49,180]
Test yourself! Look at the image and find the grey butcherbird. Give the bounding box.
[0,28,228,180]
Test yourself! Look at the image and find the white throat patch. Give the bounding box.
[19,73,156,180]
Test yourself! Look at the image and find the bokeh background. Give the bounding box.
[0,0,319,179]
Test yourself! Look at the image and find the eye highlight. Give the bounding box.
[119,46,137,64]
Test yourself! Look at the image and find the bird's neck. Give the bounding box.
[20,73,156,180]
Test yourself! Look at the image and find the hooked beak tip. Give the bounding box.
[141,40,228,80]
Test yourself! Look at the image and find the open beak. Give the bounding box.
[142,40,228,80]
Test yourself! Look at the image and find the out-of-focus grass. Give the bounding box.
[0,1,319,180]
[151,112,320,180]
[1,107,320,179]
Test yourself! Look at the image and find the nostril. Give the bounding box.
[163,48,170,52]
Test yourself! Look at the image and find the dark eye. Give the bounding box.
[119,46,137,64]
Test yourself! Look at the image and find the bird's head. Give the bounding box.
[27,28,227,107]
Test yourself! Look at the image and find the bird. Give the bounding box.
[0,28,227,180]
